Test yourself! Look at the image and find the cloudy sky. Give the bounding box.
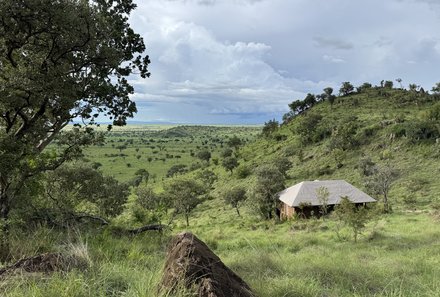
[127,0,440,124]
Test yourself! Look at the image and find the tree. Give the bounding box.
[262,119,279,137]
[224,187,247,217]
[395,78,403,89]
[196,150,211,164]
[339,82,354,96]
[334,196,372,242]
[323,87,334,97]
[252,164,285,219]
[166,164,188,178]
[32,163,129,225]
[227,136,242,150]
[220,148,233,158]
[222,156,239,174]
[195,169,217,190]
[431,82,440,94]
[136,186,170,224]
[132,169,150,187]
[384,80,394,89]
[316,186,330,217]
[164,177,206,227]
[364,164,399,213]
[0,0,149,260]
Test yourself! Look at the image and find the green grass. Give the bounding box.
[4,90,440,296]
[3,212,440,296]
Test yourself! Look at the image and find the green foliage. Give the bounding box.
[166,164,188,178]
[329,116,359,150]
[196,150,211,163]
[195,169,218,190]
[131,169,150,187]
[316,186,330,217]
[334,197,374,242]
[222,156,239,174]
[0,0,149,259]
[163,177,206,226]
[227,135,243,150]
[223,186,247,216]
[262,119,279,137]
[136,186,170,224]
[339,81,354,96]
[235,164,252,179]
[252,164,285,219]
[364,163,399,213]
[29,163,130,223]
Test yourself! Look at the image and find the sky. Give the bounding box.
[126,0,440,124]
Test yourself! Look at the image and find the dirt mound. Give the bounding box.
[0,253,70,277]
[159,232,256,297]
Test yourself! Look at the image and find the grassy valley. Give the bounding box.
[2,87,440,297]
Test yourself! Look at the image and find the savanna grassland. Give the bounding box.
[2,86,440,297]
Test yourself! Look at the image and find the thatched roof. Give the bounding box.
[278,180,376,207]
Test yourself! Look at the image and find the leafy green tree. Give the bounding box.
[262,119,279,137]
[339,82,354,96]
[316,186,330,217]
[31,163,129,224]
[357,82,372,93]
[136,186,170,223]
[164,177,206,226]
[384,80,394,89]
[272,156,292,178]
[224,187,247,217]
[364,164,399,213]
[166,164,188,178]
[252,164,285,220]
[132,169,150,187]
[323,87,334,97]
[334,197,373,242]
[196,150,211,163]
[0,0,149,260]
[220,148,233,158]
[329,116,359,150]
[195,169,217,190]
[227,136,243,150]
[431,82,440,94]
[222,156,239,174]
[294,113,323,144]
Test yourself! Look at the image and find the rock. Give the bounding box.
[159,232,256,297]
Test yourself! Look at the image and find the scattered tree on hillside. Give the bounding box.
[339,82,354,96]
[222,156,239,174]
[227,136,243,150]
[196,150,212,164]
[262,119,279,137]
[224,187,247,217]
[30,163,130,226]
[195,169,217,190]
[136,186,170,224]
[316,186,330,217]
[166,164,188,178]
[334,196,373,242]
[431,82,440,94]
[252,164,285,220]
[164,178,206,226]
[396,78,403,89]
[364,163,399,213]
[221,148,233,158]
[0,0,149,260]
[384,80,394,89]
[132,169,150,187]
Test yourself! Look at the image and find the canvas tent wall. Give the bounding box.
[278,180,376,219]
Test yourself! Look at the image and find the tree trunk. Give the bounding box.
[235,207,240,217]
[0,190,10,262]
[185,213,189,227]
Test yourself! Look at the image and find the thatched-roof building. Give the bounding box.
[278,180,376,219]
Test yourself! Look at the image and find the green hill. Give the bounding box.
[235,86,440,211]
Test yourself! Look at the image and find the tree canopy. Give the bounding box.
[0,0,149,260]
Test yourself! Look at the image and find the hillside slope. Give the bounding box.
[233,87,440,211]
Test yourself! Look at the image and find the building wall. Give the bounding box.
[280,203,295,219]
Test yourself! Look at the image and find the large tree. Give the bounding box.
[0,0,149,260]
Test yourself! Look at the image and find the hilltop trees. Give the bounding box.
[339,82,354,96]
[0,0,149,259]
